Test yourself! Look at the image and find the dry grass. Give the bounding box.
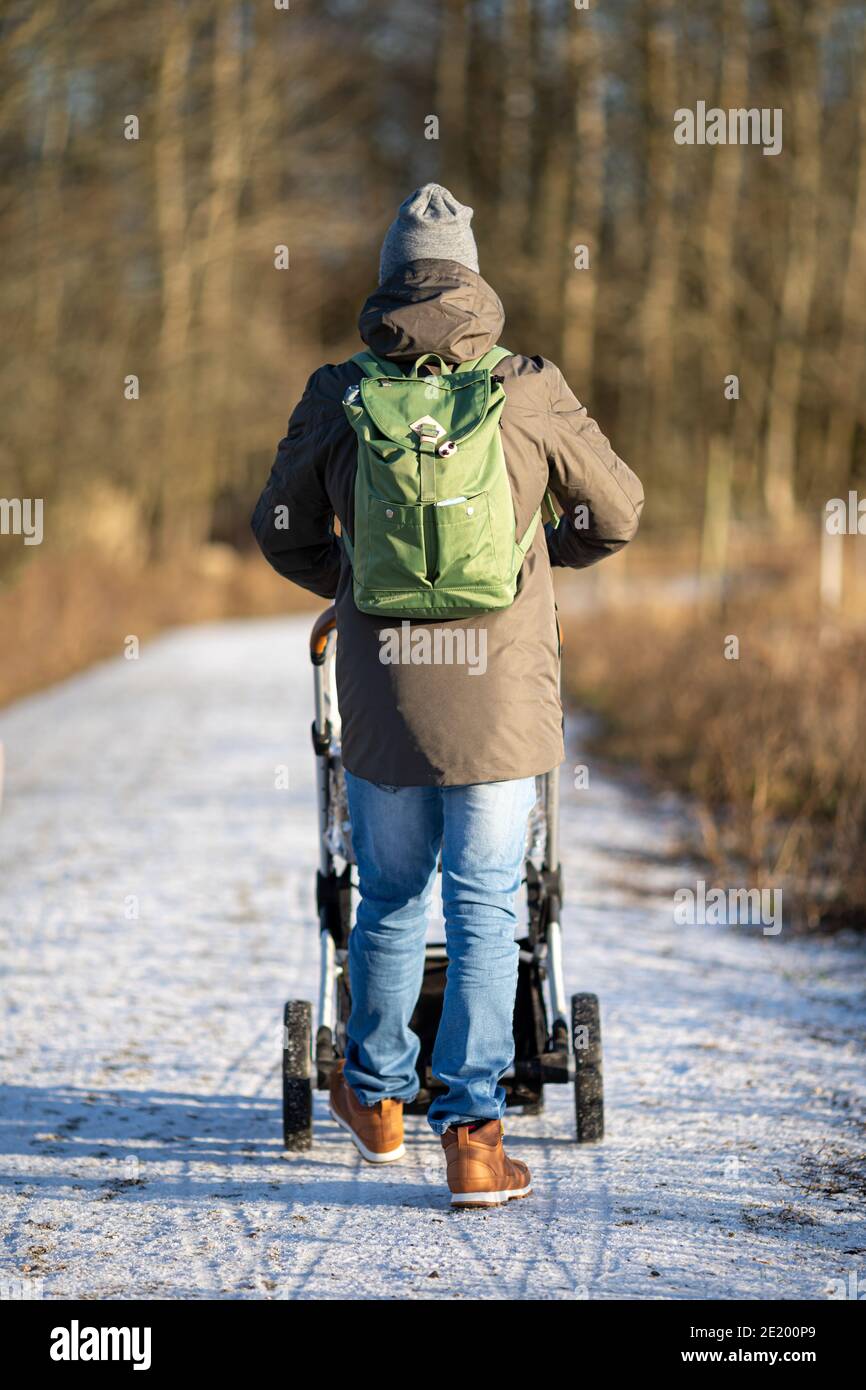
[0,546,318,709]
[561,568,866,931]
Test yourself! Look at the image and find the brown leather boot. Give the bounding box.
[328,1060,405,1163]
[441,1120,532,1208]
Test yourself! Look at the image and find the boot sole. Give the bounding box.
[329,1105,405,1164]
[450,1182,533,1209]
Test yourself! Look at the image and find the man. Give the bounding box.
[252,184,643,1207]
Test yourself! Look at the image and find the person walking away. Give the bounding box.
[252,184,644,1207]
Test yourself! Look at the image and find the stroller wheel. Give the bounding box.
[571,993,604,1143]
[282,1000,313,1151]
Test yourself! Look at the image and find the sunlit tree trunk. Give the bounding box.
[31,0,69,486]
[821,36,866,496]
[763,1,825,524]
[560,9,604,396]
[153,0,194,549]
[700,0,747,581]
[198,0,244,541]
[638,0,680,475]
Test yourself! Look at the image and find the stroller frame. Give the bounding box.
[281,606,604,1148]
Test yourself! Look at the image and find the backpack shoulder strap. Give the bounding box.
[515,488,560,559]
[516,508,541,560]
[350,350,405,379]
[454,345,513,374]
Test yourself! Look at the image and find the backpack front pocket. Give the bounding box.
[431,491,501,590]
[363,496,430,592]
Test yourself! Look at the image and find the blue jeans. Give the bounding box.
[342,770,537,1134]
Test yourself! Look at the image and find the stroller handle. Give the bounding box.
[310,605,337,665]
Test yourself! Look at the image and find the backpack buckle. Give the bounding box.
[409,415,446,443]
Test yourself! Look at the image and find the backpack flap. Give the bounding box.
[357,373,494,453]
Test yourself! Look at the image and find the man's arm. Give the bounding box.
[542,362,644,568]
[251,375,342,599]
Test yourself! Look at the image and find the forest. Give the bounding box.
[2,0,864,559]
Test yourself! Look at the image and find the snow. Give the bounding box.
[0,616,864,1301]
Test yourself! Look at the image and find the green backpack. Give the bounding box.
[341,346,549,620]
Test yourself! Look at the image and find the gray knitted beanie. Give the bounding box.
[378,183,479,284]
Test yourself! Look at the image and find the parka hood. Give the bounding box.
[358,259,506,365]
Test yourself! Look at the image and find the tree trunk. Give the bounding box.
[153,0,194,549]
[436,0,470,192]
[763,1,825,524]
[32,0,69,487]
[198,0,244,533]
[560,10,604,397]
[821,35,866,496]
[637,0,680,473]
[700,0,747,578]
[498,0,533,255]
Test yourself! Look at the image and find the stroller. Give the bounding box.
[281,605,604,1149]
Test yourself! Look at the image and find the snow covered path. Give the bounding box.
[1,616,864,1301]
